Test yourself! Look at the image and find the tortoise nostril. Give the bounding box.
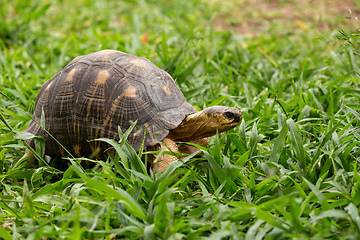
[234,114,241,122]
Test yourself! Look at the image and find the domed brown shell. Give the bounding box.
[24,50,197,159]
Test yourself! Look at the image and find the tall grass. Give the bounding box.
[1,0,360,239]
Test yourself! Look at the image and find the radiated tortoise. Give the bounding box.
[22,50,242,172]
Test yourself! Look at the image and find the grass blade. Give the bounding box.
[303,178,329,211]
[269,122,288,163]
[203,151,238,192]
[80,174,146,220]
[286,118,306,171]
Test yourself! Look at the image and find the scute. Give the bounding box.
[24,50,197,159]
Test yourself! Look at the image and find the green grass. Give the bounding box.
[2,0,360,239]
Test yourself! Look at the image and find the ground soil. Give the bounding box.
[211,0,360,35]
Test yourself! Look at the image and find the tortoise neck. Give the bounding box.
[167,111,213,141]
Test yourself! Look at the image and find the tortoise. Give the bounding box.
[22,50,241,173]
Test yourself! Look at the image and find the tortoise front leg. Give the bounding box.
[17,148,37,166]
[149,138,179,174]
[178,138,209,155]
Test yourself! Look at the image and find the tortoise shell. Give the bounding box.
[24,50,197,159]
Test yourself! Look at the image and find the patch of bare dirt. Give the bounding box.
[211,0,360,35]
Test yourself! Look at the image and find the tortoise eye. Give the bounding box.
[224,111,235,119]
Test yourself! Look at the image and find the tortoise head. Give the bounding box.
[168,106,242,141]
